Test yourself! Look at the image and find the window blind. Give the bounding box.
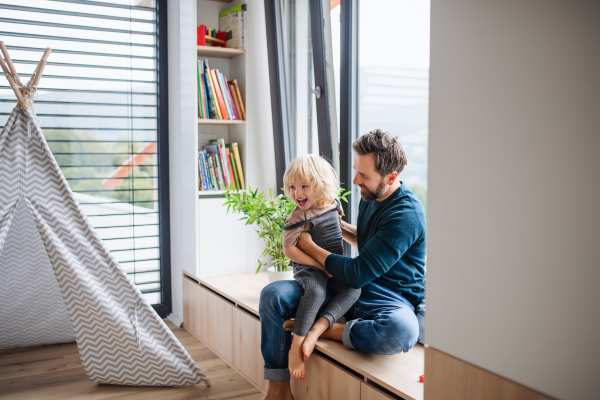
[0,0,163,305]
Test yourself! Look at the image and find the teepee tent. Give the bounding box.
[0,43,209,387]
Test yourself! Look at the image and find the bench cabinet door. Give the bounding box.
[361,382,395,400]
[200,285,234,363]
[232,307,268,391]
[291,354,362,400]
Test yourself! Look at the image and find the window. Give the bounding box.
[356,0,430,215]
[0,0,170,313]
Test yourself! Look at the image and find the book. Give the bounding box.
[219,4,245,49]
[202,149,214,189]
[228,148,240,190]
[210,69,229,119]
[200,62,209,119]
[204,60,222,119]
[218,71,236,120]
[201,61,216,119]
[224,147,237,190]
[226,80,241,120]
[198,151,209,191]
[229,79,246,120]
[197,62,205,119]
[227,142,245,190]
[209,139,232,188]
[207,156,218,190]
[202,145,226,187]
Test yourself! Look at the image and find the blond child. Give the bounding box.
[282,154,361,379]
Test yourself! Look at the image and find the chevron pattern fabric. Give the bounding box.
[0,107,208,386]
[0,198,76,348]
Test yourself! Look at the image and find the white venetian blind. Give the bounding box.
[0,0,163,304]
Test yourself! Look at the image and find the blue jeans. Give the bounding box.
[259,280,420,381]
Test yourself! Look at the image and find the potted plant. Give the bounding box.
[222,187,295,282]
[222,186,351,283]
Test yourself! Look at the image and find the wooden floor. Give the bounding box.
[0,320,264,400]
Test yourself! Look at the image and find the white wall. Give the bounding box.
[169,0,276,323]
[168,0,198,325]
[427,1,600,400]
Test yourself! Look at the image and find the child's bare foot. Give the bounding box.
[301,317,331,360]
[283,319,295,332]
[289,336,306,379]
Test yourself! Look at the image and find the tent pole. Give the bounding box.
[0,53,26,108]
[0,42,24,88]
[30,48,52,89]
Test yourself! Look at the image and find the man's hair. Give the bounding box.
[352,129,407,176]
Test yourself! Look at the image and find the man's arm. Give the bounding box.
[296,233,331,275]
[340,220,358,248]
[299,212,420,289]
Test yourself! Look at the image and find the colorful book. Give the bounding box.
[211,70,229,119]
[202,145,226,187]
[222,74,239,120]
[200,61,209,119]
[226,80,241,120]
[198,151,208,191]
[201,61,216,119]
[207,156,218,190]
[225,147,237,190]
[197,62,205,119]
[209,139,231,188]
[201,149,214,189]
[204,60,222,119]
[218,71,236,120]
[229,79,246,120]
[228,149,240,190]
[230,142,245,190]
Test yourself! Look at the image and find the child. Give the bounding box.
[282,154,361,379]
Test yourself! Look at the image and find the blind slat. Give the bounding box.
[1,0,163,303]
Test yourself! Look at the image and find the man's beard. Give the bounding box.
[359,178,387,202]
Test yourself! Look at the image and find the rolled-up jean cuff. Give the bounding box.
[264,367,290,381]
[342,319,359,350]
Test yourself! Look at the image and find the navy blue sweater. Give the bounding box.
[325,182,426,307]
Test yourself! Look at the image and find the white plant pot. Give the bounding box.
[267,266,294,283]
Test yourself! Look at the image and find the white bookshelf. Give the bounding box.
[195,0,253,277]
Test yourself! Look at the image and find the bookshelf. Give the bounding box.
[197,45,245,58]
[195,0,253,277]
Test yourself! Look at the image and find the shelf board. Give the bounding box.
[198,119,246,125]
[198,189,246,198]
[197,46,245,58]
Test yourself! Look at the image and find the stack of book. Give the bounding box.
[198,59,246,121]
[220,4,246,49]
[198,139,245,192]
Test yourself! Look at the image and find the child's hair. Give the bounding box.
[283,154,339,202]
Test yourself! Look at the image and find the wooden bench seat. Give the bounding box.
[183,271,424,400]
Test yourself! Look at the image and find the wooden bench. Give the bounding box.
[183,271,424,400]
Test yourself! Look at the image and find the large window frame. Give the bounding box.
[0,0,172,317]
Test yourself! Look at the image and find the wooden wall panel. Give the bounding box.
[424,347,556,400]
[291,354,362,400]
[232,307,268,392]
[361,382,395,400]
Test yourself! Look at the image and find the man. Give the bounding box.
[260,129,426,400]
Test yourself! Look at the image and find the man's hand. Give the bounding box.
[297,232,313,252]
[296,232,332,276]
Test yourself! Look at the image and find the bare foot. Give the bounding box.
[319,321,345,342]
[288,336,306,379]
[263,380,294,400]
[301,317,330,360]
[283,319,295,332]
